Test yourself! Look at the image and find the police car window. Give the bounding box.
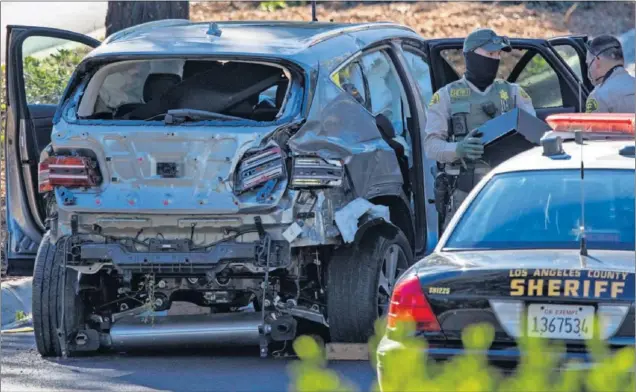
[440,48,564,108]
[359,50,411,137]
[445,169,635,251]
[440,48,532,82]
[553,44,583,81]
[515,53,564,108]
[332,61,368,109]
[403,49,433,107]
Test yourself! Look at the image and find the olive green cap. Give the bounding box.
[463,28,512,53]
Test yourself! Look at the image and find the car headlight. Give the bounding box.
[290,156,344,188]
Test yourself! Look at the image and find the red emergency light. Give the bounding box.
[545,113,635,135]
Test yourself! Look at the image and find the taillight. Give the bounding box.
[235,146,284,194]
[387,275,441,332]
[290,156,343,188]
[38,156,101,193]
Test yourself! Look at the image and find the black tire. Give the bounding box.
[32,233,84,357]
[327,227,413,343]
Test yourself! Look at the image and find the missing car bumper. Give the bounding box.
[79,240,290,271]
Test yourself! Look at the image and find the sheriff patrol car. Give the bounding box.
[377,113,635,381]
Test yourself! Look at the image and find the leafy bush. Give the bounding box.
[23,47,91,105]
[290,318,635,392]
[15,310,27,322]
[259,1,288,12]
[0,46,91,138]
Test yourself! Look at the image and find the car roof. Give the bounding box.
[88,20,420,67]
[492,139,635,174]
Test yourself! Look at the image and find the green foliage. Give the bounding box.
[259,0,307,11]
[15,310,27,322]
[290,318,635,392]
[23,47,91,105]
[259,1,288,12]
[524,55,551,77]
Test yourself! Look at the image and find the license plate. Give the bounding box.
[527,304,594,340]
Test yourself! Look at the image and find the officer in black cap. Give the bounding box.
[585,34,635,113]
[423,28,536,228]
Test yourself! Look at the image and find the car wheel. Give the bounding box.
[32,233,84,357]
[327,227,413,343]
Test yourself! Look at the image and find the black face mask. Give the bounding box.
[464,51,500,91]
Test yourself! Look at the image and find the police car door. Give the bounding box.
[548,35,594,91]
[3,26,100,274]
[425,37,590,121]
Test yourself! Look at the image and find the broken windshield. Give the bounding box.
[75,59,292,123]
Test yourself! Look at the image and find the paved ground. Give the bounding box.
[1,332,376,392]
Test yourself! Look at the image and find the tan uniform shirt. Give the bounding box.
[585,66,636,114]
[423,77,536,163]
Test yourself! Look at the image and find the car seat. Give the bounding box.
[115,73,182,118]
[250,80,288,121]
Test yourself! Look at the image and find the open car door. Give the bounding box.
[547,35,594,91]
[403,35,595,252]
[424,37,592,121]
[3,26,100,275]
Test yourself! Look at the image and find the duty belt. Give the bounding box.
[444,162,490,193]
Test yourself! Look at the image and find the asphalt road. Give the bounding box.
[1,332,376,392]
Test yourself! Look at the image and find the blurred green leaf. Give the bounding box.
[259,1,288,12]
[291,314,634,392]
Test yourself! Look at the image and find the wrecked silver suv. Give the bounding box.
[12,20,433,357]
[5,20,595,357]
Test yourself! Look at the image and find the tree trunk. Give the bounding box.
[105,1,189,37]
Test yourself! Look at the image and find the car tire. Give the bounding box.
[32,233,84,357]
[327,227,413,343]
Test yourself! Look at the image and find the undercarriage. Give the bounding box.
[51,226,331,357]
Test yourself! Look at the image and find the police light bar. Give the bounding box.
[545,113,635,134]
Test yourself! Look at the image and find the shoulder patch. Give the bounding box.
[450,87,470,99]
[499,90,510,101]
[430,91,441,105]
[586,98,599,113]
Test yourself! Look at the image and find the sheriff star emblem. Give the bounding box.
[430,92,440,106]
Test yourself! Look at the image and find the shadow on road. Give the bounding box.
[1,333,376,392]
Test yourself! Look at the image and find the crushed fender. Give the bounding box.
[334,198,390,243]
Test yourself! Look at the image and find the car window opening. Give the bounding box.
[75,59,291,123]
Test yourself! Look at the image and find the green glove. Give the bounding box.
[455,130,484,160]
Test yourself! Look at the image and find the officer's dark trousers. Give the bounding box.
[443,189,469,230]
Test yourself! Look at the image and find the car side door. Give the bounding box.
[391,39,440,256]
[548,35,594,91]
[4,25,99,274]
[425,37,590,121]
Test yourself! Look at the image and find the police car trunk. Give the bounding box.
[380,113,635,365]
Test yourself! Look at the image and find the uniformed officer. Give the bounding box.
[423,28,536,227]
[585,34,635,113]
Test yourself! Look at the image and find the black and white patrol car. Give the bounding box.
[377,113,635,376]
